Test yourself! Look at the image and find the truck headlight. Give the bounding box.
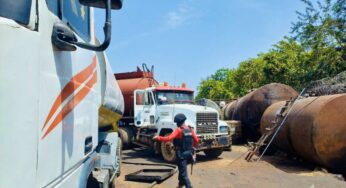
[219,126,229,133]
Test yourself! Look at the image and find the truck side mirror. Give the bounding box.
[75,0,123,51]
[52,0,123,52]
[79,0,123,9]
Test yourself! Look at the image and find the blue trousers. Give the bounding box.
[176,150,192,188]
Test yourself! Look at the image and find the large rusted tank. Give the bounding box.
[114,66,158,117]
[223,100,238,120]
[261,94,346,174]
[226,83,298,141]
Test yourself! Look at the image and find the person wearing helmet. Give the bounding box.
[153,113,199,188]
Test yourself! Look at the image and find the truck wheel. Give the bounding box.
[160,134,176,163]
[110,178,116,188]
[86,173,106,188]
[204,148,223,159]
[86,176,98,188]
[118,127,134,149]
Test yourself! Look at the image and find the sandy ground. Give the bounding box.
[115,146,345,188]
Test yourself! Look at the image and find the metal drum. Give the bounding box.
[230,83,298,141]
[115,70,158,117]
[261,94,346,174]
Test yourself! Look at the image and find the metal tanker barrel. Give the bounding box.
[260,101,295,154]
[223,100,238,120]
[114,67,158,117]
[233,83,298,141]
[221,105,227,120]
[261,94,346,174]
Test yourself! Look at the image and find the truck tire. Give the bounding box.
[110,175,117,188]
[160,134,177,163]
[118,127,134,149]
[204,148,223,159]
[86,173,108,188]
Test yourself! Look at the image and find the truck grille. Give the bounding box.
[196,112,218,134]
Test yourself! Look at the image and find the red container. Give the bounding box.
[114,69,158,117]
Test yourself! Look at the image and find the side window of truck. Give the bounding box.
[62,0,90,41]
[0,0,32,25]
[46,0,59,16]
[136,92,144,105]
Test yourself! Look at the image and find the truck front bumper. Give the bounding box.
[197,134,230,151]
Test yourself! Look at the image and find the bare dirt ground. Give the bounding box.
[116,146,345,188]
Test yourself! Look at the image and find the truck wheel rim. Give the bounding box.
[161,141,176,162]
[165,143,174,155]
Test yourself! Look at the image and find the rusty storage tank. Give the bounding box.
[223,100,238,120]
[231,83,298,141]
[114,66,158,117]
[221,105,226,120]
[261,94,346,174]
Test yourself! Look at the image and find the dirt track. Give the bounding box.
[116,146,345,188]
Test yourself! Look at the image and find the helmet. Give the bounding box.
[174,113,186,126]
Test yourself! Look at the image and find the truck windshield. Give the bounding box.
[155,91,194,105]
[0,0,32,25]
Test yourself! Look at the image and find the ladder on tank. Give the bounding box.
[244,99,294,161]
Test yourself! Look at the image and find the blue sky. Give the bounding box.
[94,0,305,91]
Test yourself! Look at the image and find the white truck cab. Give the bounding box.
[120,82,231,162]
[0,0,124,187]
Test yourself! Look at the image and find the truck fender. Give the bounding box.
[153,128,173,154]
[158,128,173,136]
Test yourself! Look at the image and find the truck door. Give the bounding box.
[0,1,40,187]
[134,90,156,127]
[37,1,99,187]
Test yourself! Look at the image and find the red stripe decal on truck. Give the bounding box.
[41,57,97,139]
[42,56,97,130]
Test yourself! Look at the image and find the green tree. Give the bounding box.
[292,0,346,80]
[210,68,229,81]
[196,0,346,99]
[227,58,266,96]
[262,38,308,90]
[196,68,233,100]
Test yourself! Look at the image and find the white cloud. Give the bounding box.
[166,3,195,28]
[112,1,199,49]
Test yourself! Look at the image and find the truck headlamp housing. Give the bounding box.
[219,126,229,133]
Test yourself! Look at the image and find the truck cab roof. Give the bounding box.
[152,85,194,93]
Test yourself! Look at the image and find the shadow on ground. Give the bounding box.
[122,146,222,164]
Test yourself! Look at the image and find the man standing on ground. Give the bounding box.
[153,113,199,188]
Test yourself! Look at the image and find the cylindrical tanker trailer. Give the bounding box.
[115,65,158,118]
[223,100,238,120]
[223,83,298,141]
[261,94,346,175]
[114,65,158,148]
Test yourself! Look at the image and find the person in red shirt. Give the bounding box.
[154,113,199,188]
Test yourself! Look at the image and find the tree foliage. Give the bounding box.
[196,68,233,100]
[197,0,346,99]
